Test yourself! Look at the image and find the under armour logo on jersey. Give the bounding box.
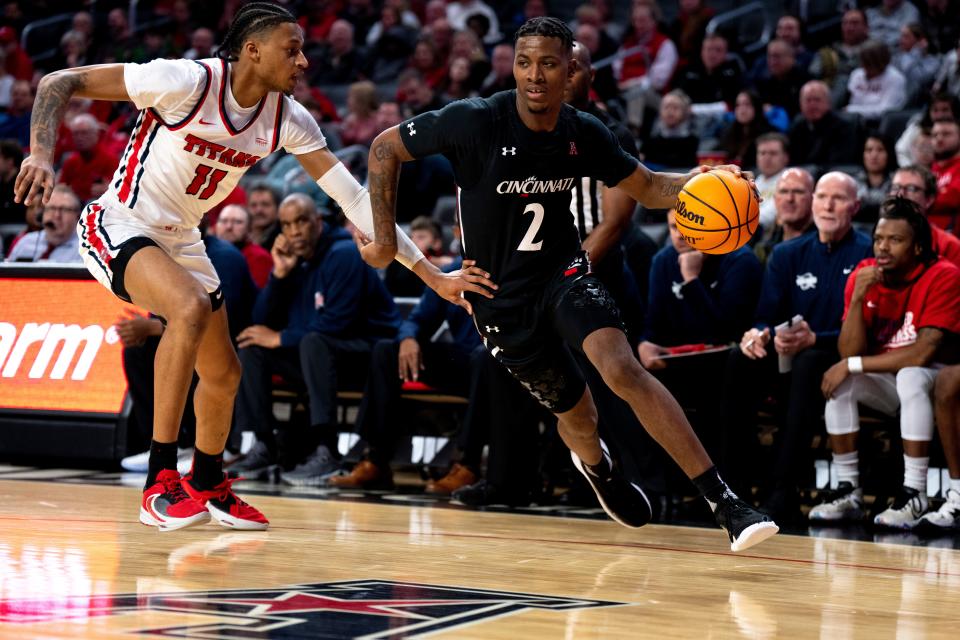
[485,325,500,333]
[569,142,578,155]
[502,147,516,156]
[406,122,417,136]
[796,272,818,291]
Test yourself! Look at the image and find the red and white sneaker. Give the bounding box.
[182,474,269,530]
[140,469,211,531]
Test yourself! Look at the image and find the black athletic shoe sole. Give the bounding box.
[570,449,653,528]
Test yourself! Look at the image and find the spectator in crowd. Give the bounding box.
[638,208,762,459]
[716,90,775,170]
[921,0,959,55]
[667,0,715,68]
[4,184,82,263]
[248,184,281,251]
[232,194,400,485]
[641,89,699,170]
[397,68,447,119]
[440,56,477,102]
[339,0,379,46]
[750,39,810,119]
[752,167,815,266]
[572,9,620,102]
[0,26,31,81]
[0,138,24,226]
[309,19,365,86]
[57,113,118,202]
[892,23,942,100]
[813,198,960,527]
[754,133,790,229]
[675,34,742,116]
[99,8,136,63]
[408,38,447,89]
[775,14,813,71]
[845,40,908,119]
[53,30,90,71]
[298,0,340,43]
[616,3,677,96]
[215,204,275,288]
[810,9,870,97]
[889,164,960,266]
[448,28,490,92]
[446,0,502,45]
[366,4,418,83]
[0,80,32,148]
[922,358,960,531]
[788,80,860,166]
[867,0,922,50]
[366,0,421,46]
[895,92,959,166]
[340,81,380,148]
[932,39,960,97]
[184,28,215,60]
[384,215,453,297]
[930,118,960,231]
[854,134,898,222]
[479,43,516,97]
[720,172,872,520]
[424,17,454,62]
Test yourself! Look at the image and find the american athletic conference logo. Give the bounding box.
[0,580,622,638]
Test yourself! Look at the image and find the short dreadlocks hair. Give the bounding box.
[514,16,573,53]
[878,196,937,264]
[216,2,297,61]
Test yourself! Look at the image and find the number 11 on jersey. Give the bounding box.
[185,164,228,200]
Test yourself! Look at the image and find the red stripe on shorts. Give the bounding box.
[117,111,156,203]
[83,204,110,265]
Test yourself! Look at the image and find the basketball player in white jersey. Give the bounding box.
[15,3,496,531]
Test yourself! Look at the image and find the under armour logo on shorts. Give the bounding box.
[407,122,417,136]
[502,147,516,156]
[485,325,500,333]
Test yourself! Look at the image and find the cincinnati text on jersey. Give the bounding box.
[496,176,577,195]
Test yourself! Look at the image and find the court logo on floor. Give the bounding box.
[0,579,623,638]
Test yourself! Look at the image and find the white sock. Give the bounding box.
[833,451,859,488]
[949,478,960,499]
[903,455,928,493]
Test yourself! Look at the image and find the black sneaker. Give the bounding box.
[451,480,535,507]
[570,440,652,528]
[714,491,779,552]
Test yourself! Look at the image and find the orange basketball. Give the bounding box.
[674,169,760,255]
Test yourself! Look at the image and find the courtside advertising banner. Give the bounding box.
[0,278,138,414]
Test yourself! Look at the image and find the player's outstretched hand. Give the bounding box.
[433,259,498,315]
[14,156,56,206]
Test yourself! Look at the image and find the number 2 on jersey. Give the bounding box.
[185,164,228,200]
[517,202,544,251]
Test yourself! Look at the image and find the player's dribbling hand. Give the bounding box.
[740,327,770,359]
[271,234,298,278]
[700,164,761,202]
[821,360,851,399]
[433,259,498,315]
[398,337,423,382]
[13,156,56,206]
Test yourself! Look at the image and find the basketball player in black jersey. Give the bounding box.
[363,17,778,551]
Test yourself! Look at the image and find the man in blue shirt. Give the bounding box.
[720,172,873,521]
[233,194,400,485]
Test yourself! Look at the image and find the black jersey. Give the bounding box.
[399,90,638,302]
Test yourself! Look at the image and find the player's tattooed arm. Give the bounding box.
[613,163,696,210]
[16,64,130,205]
[365,126,415,266]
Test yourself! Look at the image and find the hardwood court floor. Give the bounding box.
[1,480,959,639]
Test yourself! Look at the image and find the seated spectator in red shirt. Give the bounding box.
[616,3,677,94]
[408,38,448,89]
[0,27,32,81]
[340,81,380,148]
[215,204,274,289]
[58,113,119,202]
[930,119,960,232]
[890,165,960,266]
[814,198,960,528]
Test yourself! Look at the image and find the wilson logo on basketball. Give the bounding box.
[674,200,705,226]
[0,278,140,414]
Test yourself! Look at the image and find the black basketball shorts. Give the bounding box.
[473,253,625,414]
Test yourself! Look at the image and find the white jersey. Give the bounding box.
[101,57,325,228]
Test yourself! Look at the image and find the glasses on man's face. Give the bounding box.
[888,184,925,196]
[43,206,79,215]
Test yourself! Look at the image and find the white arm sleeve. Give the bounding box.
[317,162,425,270]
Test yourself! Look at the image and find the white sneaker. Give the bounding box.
[809,482,864,522]
[121,450,149,473]
[874,486,929,529]
[915,488,960,532]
